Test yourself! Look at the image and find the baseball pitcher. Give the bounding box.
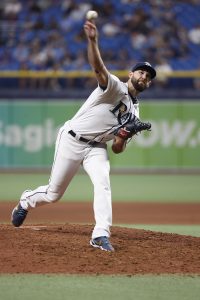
[11,19,156,252]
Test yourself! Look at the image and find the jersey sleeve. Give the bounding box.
[97,73,123,103]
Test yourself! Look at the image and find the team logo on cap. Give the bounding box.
[144,62,151,66]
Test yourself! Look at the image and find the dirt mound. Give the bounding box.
[1,224,200,275]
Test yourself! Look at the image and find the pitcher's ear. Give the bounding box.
[147,81,151,88]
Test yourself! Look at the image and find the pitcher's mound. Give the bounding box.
[1,224,200,274]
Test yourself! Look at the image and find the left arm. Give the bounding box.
[112,116,151,154]
[112,136,127,154]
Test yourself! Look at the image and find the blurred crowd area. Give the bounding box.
[0,0,200,93]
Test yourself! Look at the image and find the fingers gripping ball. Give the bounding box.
[116,116,151,140]
[86,10,98,21]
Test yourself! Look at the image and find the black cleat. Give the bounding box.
[90,236,115,252]
[11,203,28,227]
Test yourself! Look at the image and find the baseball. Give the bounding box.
[86,10,98,20]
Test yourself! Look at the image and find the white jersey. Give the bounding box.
[18,75,139,240]
[67,73,139,143]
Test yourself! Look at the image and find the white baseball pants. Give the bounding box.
[20,122,112,239]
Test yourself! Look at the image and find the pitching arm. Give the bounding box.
[84,20,109,88]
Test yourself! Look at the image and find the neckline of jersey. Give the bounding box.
[125,82,138,104]
[128,92,138,104]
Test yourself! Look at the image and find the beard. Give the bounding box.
[131,77,147,92]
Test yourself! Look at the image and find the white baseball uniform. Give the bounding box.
[20,73,139,238]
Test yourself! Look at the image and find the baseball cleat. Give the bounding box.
[90,236,115,252]
[11,189,31,227]
[11,203,28,227]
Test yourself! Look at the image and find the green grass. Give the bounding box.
[0,275,199,300]
[0,173,200,202]
[119,224,200,237]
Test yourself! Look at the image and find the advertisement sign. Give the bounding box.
[0,100,199,169]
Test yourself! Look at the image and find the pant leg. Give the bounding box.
[82,145,112,239]
[21,127,83,210]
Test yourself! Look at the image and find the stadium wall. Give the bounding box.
[0,100,199,171]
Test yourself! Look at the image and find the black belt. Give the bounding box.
[68,130,99,146]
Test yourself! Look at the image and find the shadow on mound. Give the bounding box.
[1,224,200,275]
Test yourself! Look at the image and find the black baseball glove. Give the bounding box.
[115,115,151,140]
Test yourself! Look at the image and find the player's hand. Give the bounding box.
[84,21,98,41]
[112,136,127,154]
[115,116,151,140]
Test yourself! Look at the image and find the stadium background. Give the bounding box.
[0,1,200,300]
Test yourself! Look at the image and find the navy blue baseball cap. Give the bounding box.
[132,62,156,79]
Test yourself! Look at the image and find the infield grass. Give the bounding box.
[119,224,200,237]
[0,275,199,300]
[0,173,200,202]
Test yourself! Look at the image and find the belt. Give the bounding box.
[68,130,99,146]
